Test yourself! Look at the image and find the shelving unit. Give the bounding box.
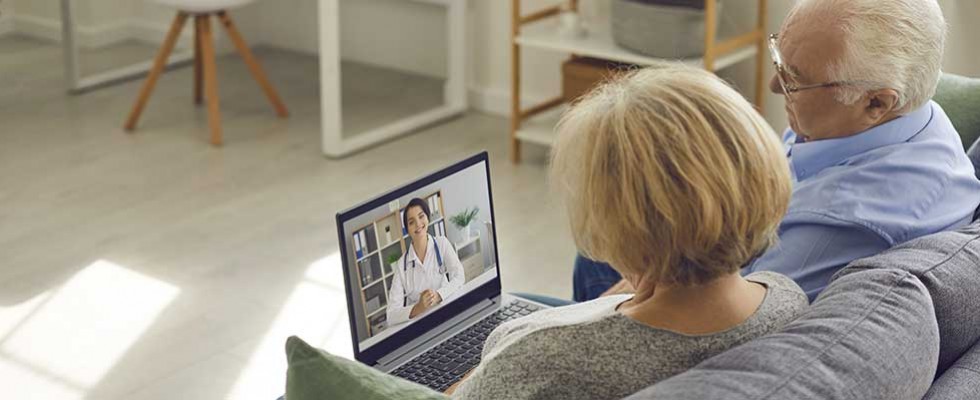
[509,0,768,163]
[352,191,447,337]
[456,235,484,282]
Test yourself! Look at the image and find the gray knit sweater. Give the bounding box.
[452,272,808,400]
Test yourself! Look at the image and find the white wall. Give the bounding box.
[5,0,189,48]
[939,1,980,77]
[0,0,13,36]
[232,0,448,79]
[234,0,319,58]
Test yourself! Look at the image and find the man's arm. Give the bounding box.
[746,212,892,301]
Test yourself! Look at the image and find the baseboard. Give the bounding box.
[467,86,552,117]
[128,19,195,51]
[468,86,508,116]
[11,15,196,50]
[84,21,134,48]
[11,14,62,43]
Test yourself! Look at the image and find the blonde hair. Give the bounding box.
[550,65,791,287]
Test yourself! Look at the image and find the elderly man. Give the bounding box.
[573,0,980,302]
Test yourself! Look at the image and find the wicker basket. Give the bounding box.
[611,0,721,59]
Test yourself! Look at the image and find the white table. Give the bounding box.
[58,0,467,155]
[318,0,467,157]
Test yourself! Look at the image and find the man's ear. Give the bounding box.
[864,89,900,122]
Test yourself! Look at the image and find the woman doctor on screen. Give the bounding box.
[386,198,465,326]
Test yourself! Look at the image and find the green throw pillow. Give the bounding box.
[284,336,449,400]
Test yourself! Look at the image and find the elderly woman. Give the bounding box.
[449,65,809,399]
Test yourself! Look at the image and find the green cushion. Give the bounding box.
[284,336,448,400]
[933,73,980,150]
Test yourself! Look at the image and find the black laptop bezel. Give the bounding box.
[336,151,503,366]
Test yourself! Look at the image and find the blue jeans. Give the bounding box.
[573,254,622,302]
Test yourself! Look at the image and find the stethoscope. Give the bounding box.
[402,236,448,307]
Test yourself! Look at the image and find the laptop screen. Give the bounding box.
[336,153,501,361]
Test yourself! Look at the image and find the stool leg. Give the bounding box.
[217,11,289,118]
[124,12,188,131]
[193,16,203,105]
[198,14,223,146]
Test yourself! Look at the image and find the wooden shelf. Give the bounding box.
[363,275,385,290]
[356,250,377,263]
[514,106,565,146]
[509,0,769,162]
[381,240,401,252]
[516,22,757,71]
[455,234,481,252]
[367,305,386,318]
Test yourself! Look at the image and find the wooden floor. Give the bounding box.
[0,35,575,400]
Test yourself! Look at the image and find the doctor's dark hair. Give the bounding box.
[550,65,791,287]
[402,198,431,231]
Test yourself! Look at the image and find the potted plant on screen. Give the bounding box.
[450,207,480,241]
[386,253,401,274]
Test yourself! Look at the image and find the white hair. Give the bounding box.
[790,0,947,114]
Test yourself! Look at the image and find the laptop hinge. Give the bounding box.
[376,298,498,368]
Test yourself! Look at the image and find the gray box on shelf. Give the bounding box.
[611,0,720,59]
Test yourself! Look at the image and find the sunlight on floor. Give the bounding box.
[228,252,353,400]
[0,260,179,400]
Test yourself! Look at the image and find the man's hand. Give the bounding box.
[409,289,444,318]
[600,278,635,297]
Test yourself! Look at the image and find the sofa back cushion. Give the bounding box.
[924,338,980,400]
[841,221,980,374]
[626,268,938,400]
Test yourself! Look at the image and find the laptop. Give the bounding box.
[335,151,551,392]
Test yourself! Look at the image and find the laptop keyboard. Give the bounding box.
[391,300,542,392]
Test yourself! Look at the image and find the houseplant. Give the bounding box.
[450,207,480,241]
[386,253,401,274]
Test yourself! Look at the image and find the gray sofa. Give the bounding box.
[626,74,980,400]
[629,219,980,400]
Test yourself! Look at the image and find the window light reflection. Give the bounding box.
[228,252,352,399]
[0,260,179,396]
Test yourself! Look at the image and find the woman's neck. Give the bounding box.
[618,272,766,335]
[412,234,428,261]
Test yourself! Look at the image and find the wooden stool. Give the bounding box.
[123,0,288,146]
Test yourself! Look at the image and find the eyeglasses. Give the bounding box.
[768,33,845,103]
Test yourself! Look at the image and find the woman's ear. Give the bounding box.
[864,89,900,123]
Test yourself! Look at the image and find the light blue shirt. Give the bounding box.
[745,100,980,301]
